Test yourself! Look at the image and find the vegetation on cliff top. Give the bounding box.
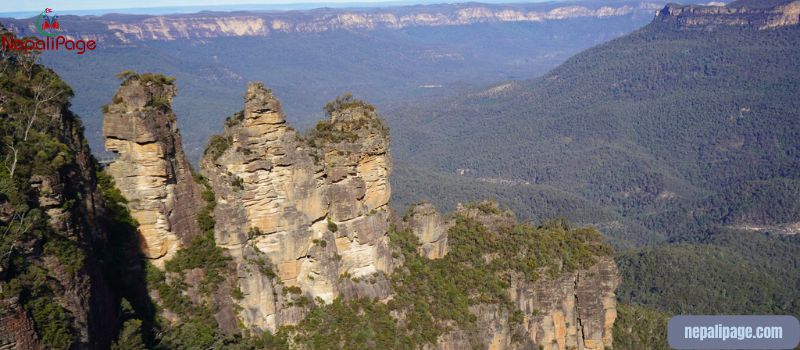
[115,70,176,86]
[204,134,233,161]
[306,94,390,148]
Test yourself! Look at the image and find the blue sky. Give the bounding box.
[1,0,450,13]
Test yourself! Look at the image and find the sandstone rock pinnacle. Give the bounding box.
[103,73,204,266]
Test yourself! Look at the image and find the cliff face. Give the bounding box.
[199,83,393,331]
[656,0,800,29]
[508,257,619,350]
[0,28,118,348]
[103,75,203,265]
[1,1,663,46]
[404,203,620,350]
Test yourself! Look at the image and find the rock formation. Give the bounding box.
[199,83,393,331]
[97,76,620,347]
[507,257,619,350]
[0,298,42,350]
[103,73,203,266]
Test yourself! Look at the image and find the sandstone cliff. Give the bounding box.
[103,73,204,266]
[0,298,41,350]
[199,83,393,331]
[656,0,800,29]
[506,257,619,350]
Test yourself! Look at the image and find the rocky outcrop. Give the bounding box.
[411,203,620,350]
[656,0,800,29]
[401,203,452,259]
[200,83,393,331]
[103,74,203,266]
[2,1,663,46]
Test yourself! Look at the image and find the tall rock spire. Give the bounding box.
[103,73,203,266]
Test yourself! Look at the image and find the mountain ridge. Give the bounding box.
[0,0,670,165]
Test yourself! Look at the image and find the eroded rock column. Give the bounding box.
[103,74,203,266]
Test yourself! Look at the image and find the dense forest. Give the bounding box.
[618,228,800,316]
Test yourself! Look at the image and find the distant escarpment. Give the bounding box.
[656,0,800,29]
[103,72,204,265]
[199,83,393,331]
[1,1,663,46]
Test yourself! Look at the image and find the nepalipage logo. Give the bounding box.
[36,8,61,37]
[2,7,97,55]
